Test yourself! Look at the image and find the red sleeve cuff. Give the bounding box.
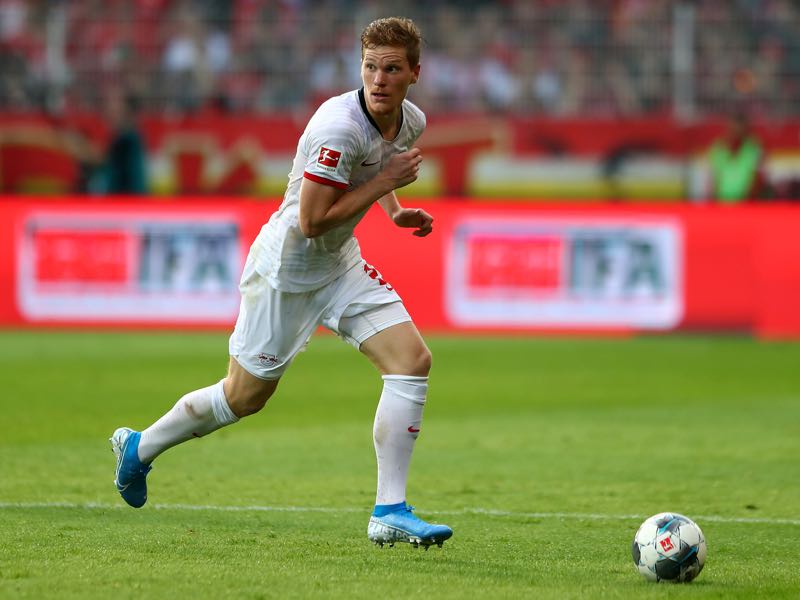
[303,172,348,190]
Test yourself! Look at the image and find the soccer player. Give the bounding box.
[110,16,453,549]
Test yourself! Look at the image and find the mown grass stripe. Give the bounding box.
[1,501,797,525]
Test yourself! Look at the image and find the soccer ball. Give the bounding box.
[631,512,707,583]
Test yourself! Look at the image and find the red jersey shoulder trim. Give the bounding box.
[303,171,348,190]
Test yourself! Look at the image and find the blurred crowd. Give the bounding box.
[1,0,799,117]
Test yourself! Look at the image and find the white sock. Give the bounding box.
[373,374,428,506]
[137,379,239,464]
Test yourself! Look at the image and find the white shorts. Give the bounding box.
[228,257,411,379]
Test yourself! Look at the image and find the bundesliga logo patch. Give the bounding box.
[317,147,342,169]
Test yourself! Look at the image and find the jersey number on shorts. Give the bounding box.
[364,263,393,291]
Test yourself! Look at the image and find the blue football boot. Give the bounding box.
[368,502,453,548]
[110,427,151,508]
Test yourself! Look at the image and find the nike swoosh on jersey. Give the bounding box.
[361,159,380,166]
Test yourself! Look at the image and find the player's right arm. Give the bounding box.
[299,148,422,238]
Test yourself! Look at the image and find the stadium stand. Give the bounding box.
[2,0,800,199]
[1,0,799,117]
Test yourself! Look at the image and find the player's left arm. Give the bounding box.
[378,116,432,237]
[378,191,433,237]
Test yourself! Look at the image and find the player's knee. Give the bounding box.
[408,344,432,377]
[224,379,278,418]
[230,393,268,417]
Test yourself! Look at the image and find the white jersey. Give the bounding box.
[250,88,426,292]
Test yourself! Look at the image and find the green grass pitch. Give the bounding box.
[1,330,799,599]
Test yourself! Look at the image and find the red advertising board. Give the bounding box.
[1,198,799,338]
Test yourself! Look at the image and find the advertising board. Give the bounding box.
[445,216,682,329]
[9,207,245,324]
[0,199,798,338]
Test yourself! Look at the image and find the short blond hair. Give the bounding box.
[360,17,422,68]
